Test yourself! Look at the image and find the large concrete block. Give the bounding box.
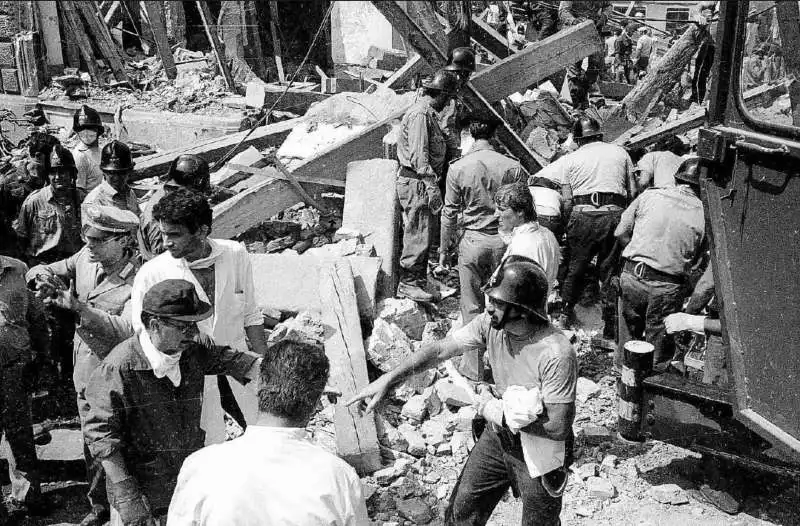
[342,159,400,300]
[249,253,380,320]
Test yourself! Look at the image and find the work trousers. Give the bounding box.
[562,209,622,307]
[397,175,433,286]
[620,271,685,368]
[455,230,506,380]
[537,214,563,241]
[566,50,605,106]
[77,390,108,513]
[0,361,38,493]
[445,425,562,526]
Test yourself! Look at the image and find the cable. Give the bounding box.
[211,2,335,170]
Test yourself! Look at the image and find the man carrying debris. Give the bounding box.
[559,0,611,108]
[130,188,268,445]
[615,158,706,371]
[350,260,576,526]
[27,205,141,526]
[71,105,105,193]
[439,112,526,379]
[395,69,459,302]
[82,140,141,222]
[138,154,211,261]
[84,279,261,525]
[536,115,636,332]
[168,339,369,525]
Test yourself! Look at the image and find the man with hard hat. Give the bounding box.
[84,279,261,525]
[536,115,636,333]
[138,154,210,261]
[82,140,140,222]
[615,157,706,370]
[71,105,105,193]
[27,205,141,526]
[396,69,459,302]
[350,260,576,525]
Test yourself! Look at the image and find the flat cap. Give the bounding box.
[142,279,212,322]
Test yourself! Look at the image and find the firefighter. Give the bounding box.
[615,158,706,370]
[71,105,105,193]
[82,140,141,222]
[138,154,211,261]
[395,69,459,302]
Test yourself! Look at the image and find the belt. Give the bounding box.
[623,259,685,285]
[398,165,434,181]
[530,176,561,192]
[573,192,627,208]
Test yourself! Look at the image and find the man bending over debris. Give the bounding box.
[168,339,368,526]
[350,260,577,526]
[395,69,459,303]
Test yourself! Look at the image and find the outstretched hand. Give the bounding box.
[43,279,80,313]
[345,376,391,414]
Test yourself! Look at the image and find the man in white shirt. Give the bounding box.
[168,339,368,526]
[130,188,268,445]
[635,135,689,190]
[632,28,654,78]
[493,182,560,296]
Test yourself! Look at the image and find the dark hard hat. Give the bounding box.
[572,114,603,141]
[100,140,135,173]
[445,46,476,73]
[49,144,76,172]
[73,104,103,134]
[673,157,701,186]
[485,259,549,322]
[421,69,460,95]
[166,154,210,191]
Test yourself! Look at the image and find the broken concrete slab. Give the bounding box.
[376,298,428,340]
[210,146,267,188]
[342,159,401,300]
[249,254,381,320]
[434,379,474,408]
[587,477,616,500]
[367,318,414,372]
[650,483,689,505]
[401,394,428,424]
[133,118,298,181]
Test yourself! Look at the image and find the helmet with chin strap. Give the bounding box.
[484,258,549,324]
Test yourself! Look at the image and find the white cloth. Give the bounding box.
[501,385,563,477]
[131,238,263,444]
[139,330,183,386]
[529,186,561,218]
[167,426,369,526]
[520,431,565,478]
[499,222,561,295]
[502,385,543,433]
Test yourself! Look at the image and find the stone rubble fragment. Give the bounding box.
[377,298,429,340]
[576,377,602,404]
[650,484,689,505]
[587,476,616,500]
[434,379,474,407]
[367,318,414,372]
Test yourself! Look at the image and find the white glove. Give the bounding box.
[503,386,544,434]
[664,313,706,334]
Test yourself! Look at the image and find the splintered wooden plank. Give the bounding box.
[60,0,103,85]
[71,0,130,83]
[470,15,510,59]
[320,259,382,476]
[143,1,176,79]
[470,21,603,103]
[383,54,430,90]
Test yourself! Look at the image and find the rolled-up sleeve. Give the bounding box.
[84,362,126,459]
[200,344,259,385]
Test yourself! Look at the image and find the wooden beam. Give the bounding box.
[60,1,104,85]
[104,1,121,24]
[132,118,298,181]
[71,0,130,83]
[268,1,285,83]
[383,54,430,89]
[142,1,176,79]
[196,0,234,90]
[371,1,544,173]
[319,259,382,476]
[614,108,706,149]
[271,157,326,211]
[470,15,510,59]
[470,21,602,104]
[226,163,344,188]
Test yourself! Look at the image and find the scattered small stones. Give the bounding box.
[401,395,428,425]
[398,423,427,458]
[396,497,433,524]
[576,462,599,480]
[581,425,615,445]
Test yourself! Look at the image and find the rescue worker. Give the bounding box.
[396,69,459,302]
[0,255,50,521]
[559,1,611,108]
[615,158,706,370]
[692,1,718,104]
[138,154,210,261]
[439,112,526,379]
[27,205,140,526]
[613,23,635,84]
[71,105,105,193]
[82,140,141,223]
[632,28,654,79]
[84,279,261,525]
[0,132,57,257]
[529,176,564,240]
[349,260,577,526]
[536,115,636,330]
[635,135,689,190]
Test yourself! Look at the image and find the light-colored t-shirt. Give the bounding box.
[636,151,683,189]
[529,186,561,217]
[535,141,633,197]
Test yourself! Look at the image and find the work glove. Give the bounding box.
[109,478,156,526]
[502,385,544,434]
[474,384,504,428]
[664,313,706,335]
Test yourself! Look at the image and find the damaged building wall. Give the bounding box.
[330,1,401,65]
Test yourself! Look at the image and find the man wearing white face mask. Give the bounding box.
[84,278,261,525]
[71,105,105,193]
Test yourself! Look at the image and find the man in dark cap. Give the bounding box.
[396,69,459,302]
[615,158,706,370]
[71,104,105,193]
[84,278,261,525]
[138,154,210,261]
[439,111,526,379]
[27,205,141,526]
[82,140,140,222]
